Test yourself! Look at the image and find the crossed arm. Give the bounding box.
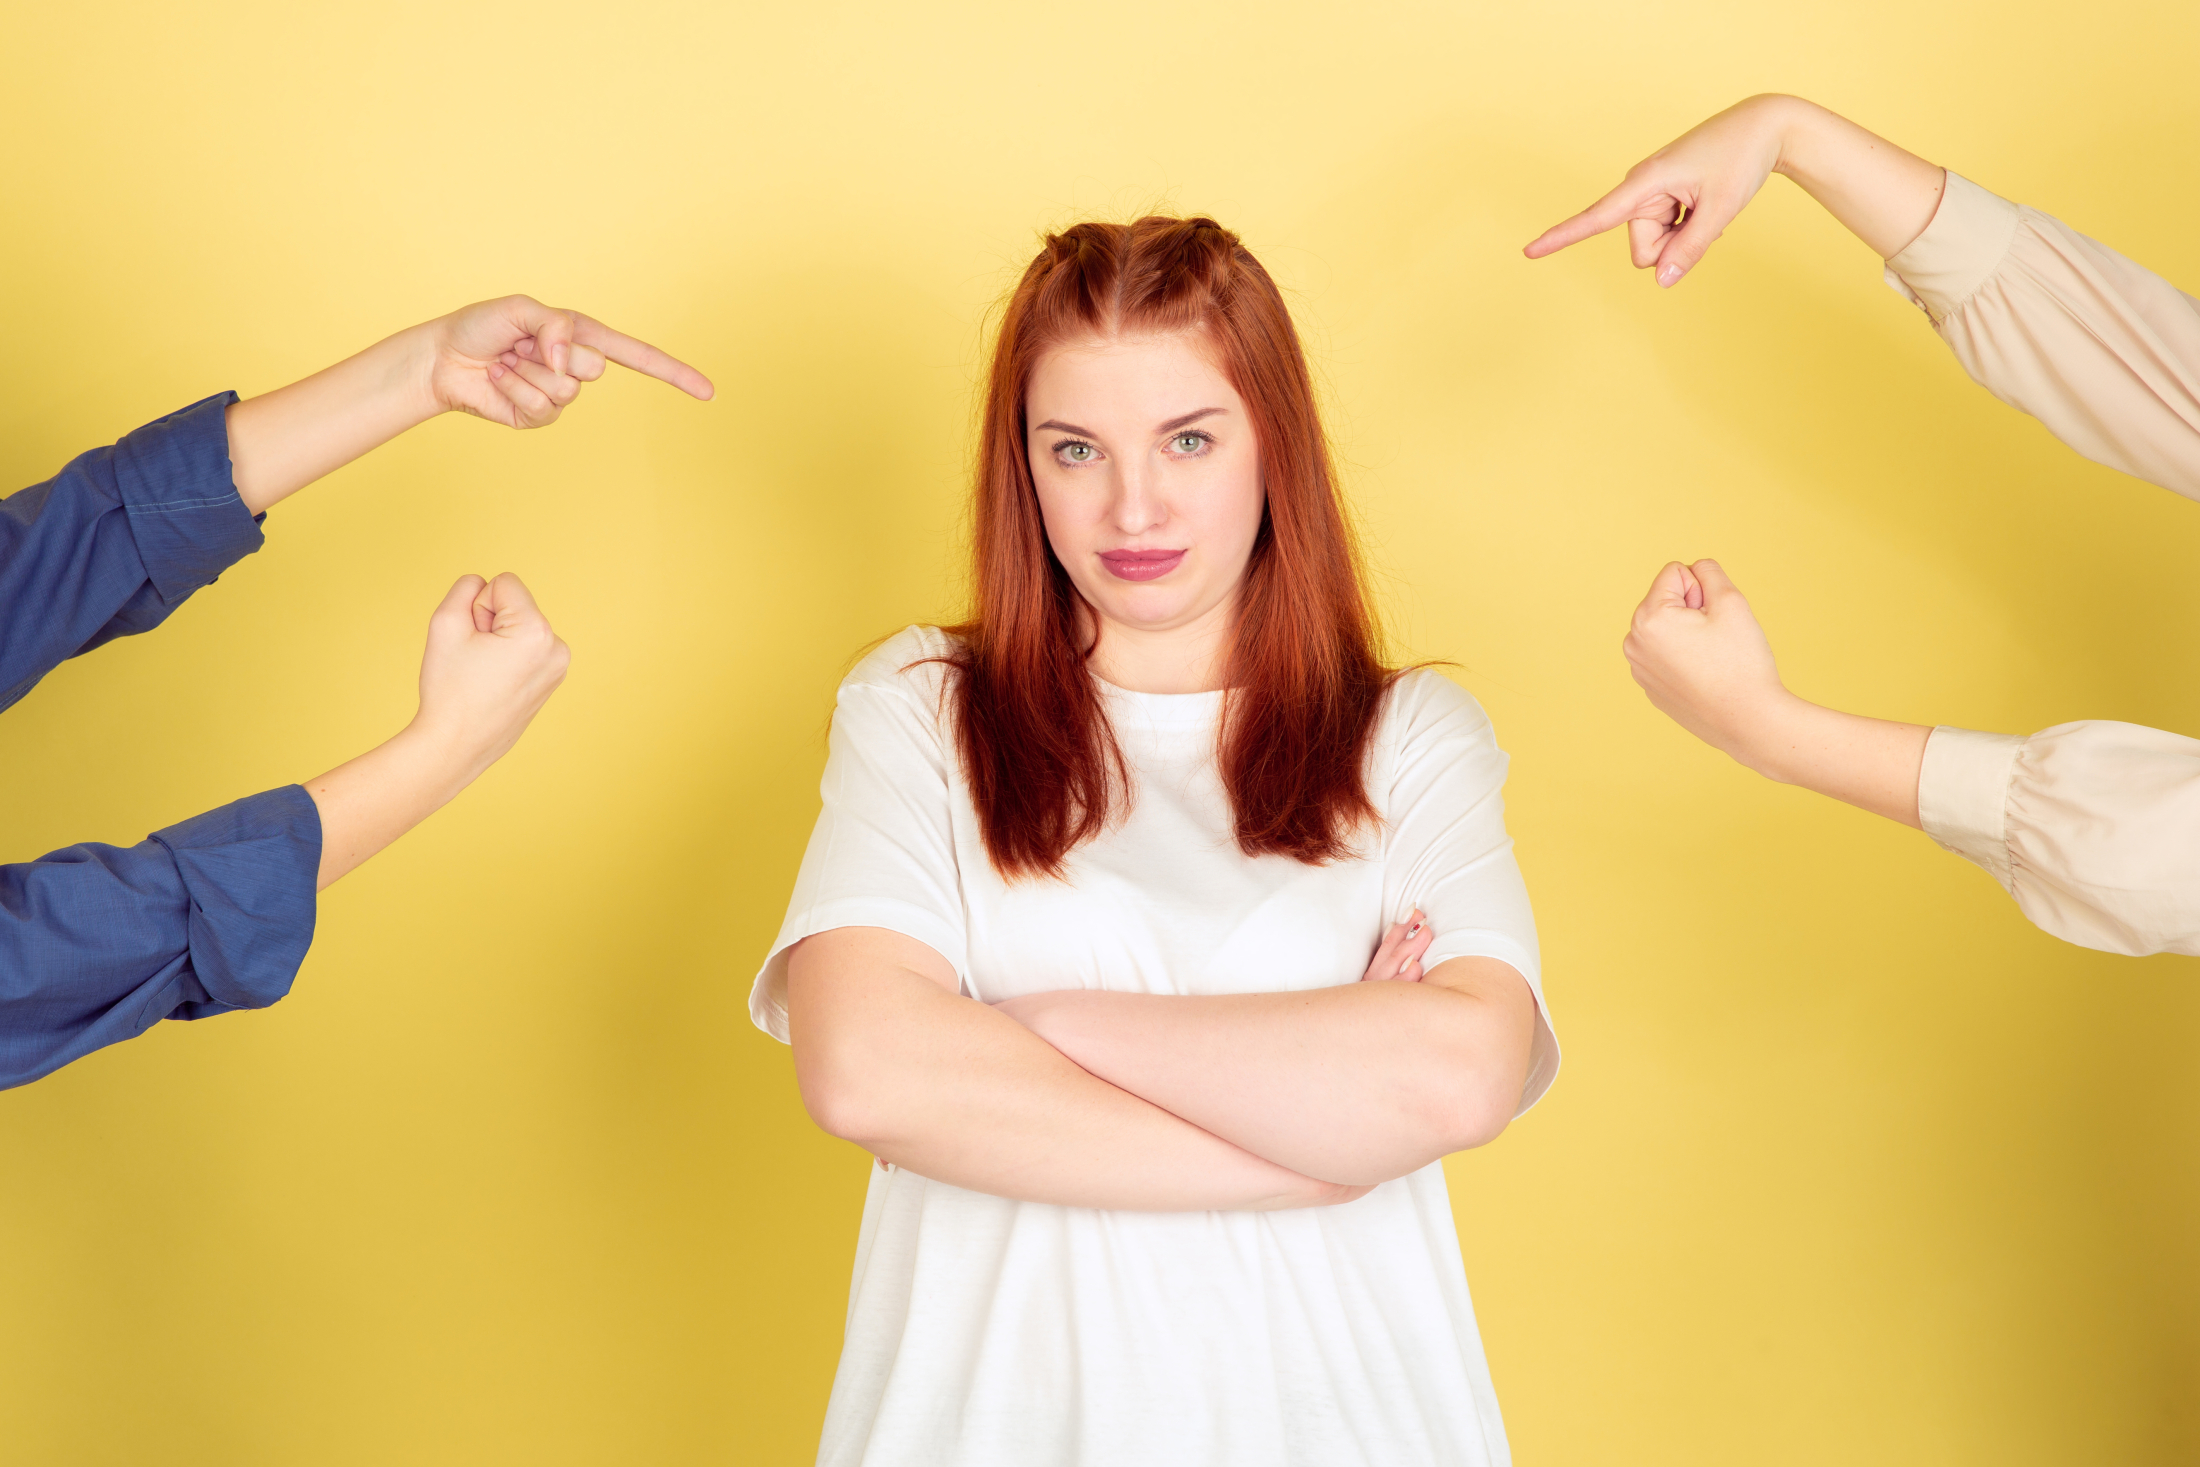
[785,922,1536,1213]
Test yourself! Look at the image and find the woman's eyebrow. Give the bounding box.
[1158,407,1227,433]
[1029,408,1230,437]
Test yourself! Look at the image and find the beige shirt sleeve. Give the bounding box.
[1920,722,2200,956]
[1890,178,2200,955]
[1883,171,2200,499]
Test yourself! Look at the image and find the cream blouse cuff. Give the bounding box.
[1882,173,2021,323]
[1918,725,2024,889]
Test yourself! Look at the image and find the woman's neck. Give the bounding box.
[1082,598,1235,694]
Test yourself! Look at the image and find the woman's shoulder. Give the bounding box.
[1381,664,1496,745]
[839,624,964,707]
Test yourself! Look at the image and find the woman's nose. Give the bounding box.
[1110,464,1167,534]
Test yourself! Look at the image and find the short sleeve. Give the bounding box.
[1379,669,1557,1114]
[748,628,970,1042]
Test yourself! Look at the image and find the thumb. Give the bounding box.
[1689,559,1752,614]
[1640,560,1701,614]
[530,308,577,376]
[1651,195,1739,288]
[565,342,607,383]
[482,571,545,633]
[435,574,489,631]
[1689,563,1742,602]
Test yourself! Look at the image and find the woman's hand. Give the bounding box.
[1623,559,1792,770]
[226,296,715,514]
[1523,94,1946,288]
[409,572,572,782]
[423,295,716,429]
[1360,909,1433,983]
[1624,559,1932,826]
[1524,96,1791,288]
[306,572,570,889]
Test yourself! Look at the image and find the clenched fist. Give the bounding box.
[1622,558,1931,827]
[1622,559,1791,770]
[414,572,572,781]
[307,573,573,890]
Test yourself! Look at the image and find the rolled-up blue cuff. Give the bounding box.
[149,784,320,1011]
[112,391,264,604]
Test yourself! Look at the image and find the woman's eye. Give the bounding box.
[1170,433,1209,454]
[1058,441,1096,463]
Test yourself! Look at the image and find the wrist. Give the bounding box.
[1726,691,1832,786]
[1758,95,1822,181]
[386,320,449,424]
[392,713,497,799]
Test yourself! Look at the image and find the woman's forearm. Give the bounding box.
[224,324,442,515]
[786,928,1361,1212]
[1762,95,1947,259]
[1002,956,1537,1188]
[1730,692,1931,829]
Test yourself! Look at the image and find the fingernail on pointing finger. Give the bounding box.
[1657,263,1684,288]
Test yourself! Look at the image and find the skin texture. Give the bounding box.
[1023,330,1264,694]
[223,297,711,886]
[787,330,1541,1210]
[225,295,713,515]
[1526,97,1949,825]
[1523,93,1947,287]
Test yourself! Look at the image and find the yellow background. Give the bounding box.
[3,2,2196,1461]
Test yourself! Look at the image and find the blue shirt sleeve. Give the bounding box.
[0,785,321,1090]
[0,392,265,715]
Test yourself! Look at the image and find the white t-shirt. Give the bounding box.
[753,626,1559,1467]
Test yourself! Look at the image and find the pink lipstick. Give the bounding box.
[1097,549,1187,582]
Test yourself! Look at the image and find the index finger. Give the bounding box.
[571,313,716,400]
[1524,174,1674,259]
[1522,175,1654,262]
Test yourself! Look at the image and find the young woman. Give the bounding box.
[1525,94,2200,957]
[751,217,1559,1466]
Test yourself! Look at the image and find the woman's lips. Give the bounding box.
[1097,549,1187,582]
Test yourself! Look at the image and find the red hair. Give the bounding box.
[946,215,1395,880]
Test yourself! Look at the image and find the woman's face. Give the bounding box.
[1024,330,1264,677]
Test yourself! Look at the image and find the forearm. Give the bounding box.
[788,943,1349,1212]
[1761,95,1946,259]
[1728,691,1930,829]
[223,323,441,515]
[1008,958,1536,1187]
[303,722,483,890]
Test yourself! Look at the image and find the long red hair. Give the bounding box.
[946,215,1395,879]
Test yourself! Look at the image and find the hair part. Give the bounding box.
[943,215,1396,879]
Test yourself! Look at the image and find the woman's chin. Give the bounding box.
[1086,588,1208,635]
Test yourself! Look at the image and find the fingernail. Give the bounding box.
[1657,263,1684,288]
[488,363,505,379]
